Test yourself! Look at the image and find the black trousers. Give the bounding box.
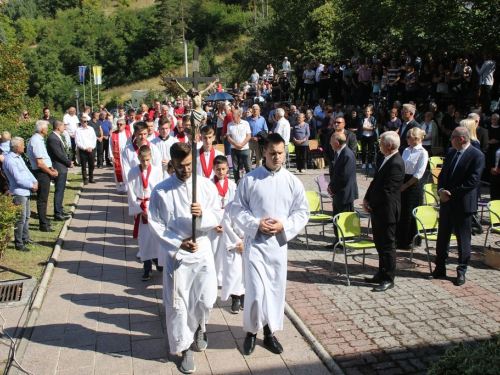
[480,85,492,115]
[296,145,308,171]
[53,172,67,217]
[34,170,51,229]
[103,137,110,165]
[361,135,376,164]
[70,136,77,162]
[435,203,472,276]
[371,209,397,282]
[96,140,104,167]
[80,148,96,181]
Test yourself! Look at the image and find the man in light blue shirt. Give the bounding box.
[27,120,58,232]
[246,104,268,168]
[3,137,38,251]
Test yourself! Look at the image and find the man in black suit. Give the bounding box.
[363,131,405,292]
[399,103,420,153]
[323,116,357,175]
[47,121,73,221]
[431,127,485,286]
[326,133,358,246]
[468,112,489,154]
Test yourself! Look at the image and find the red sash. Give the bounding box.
[214,175,229,209]
[132,140,150,155]
[132,165,152,239]
[112,129,132,183]
[175,131,186,143]
[200,148,215,178]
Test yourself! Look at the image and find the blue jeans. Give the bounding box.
[13,195,31,248]
[53,173,67,217]
[231,149,251,183]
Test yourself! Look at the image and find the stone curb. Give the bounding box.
[285,302,345,375]
[8,182,84,375]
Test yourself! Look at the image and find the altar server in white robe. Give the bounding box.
[220,200,245,314]
[121,121,162,185]
[109,119,133,192]
[151,117,179,179]
[148,142,223,374]
[208,155,236,287]
[126,145,164,281]
[197,126,223,180]
[230,133,309,356]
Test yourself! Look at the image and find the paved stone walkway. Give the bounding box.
[16,168,330,375]
[290,166,500,375]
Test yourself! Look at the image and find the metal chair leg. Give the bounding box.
[343,246,350,286]
[362,249,366,269]
[483,228,490,248]
[424,237,433,273]
[305,226,309,250]
[331,243,338,272]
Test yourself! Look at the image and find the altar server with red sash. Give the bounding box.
[151,117,179,180]
[121,121,162,186]
[208,155,236,287]
[109,119,132,192]
[127,145,164,281]
[146,118,160,142]
[197,126,223,180]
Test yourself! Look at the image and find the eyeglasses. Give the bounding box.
[450,135,458,139]
[334,121,343,124]
[81,121,88,123]
[118,123,125,126]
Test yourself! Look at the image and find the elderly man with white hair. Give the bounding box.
[226,108,252,183]
[467,112,489,154]
[27,120,59,233]
[272,108,291,168]
[399,103,420,153]
[363,131,404,292]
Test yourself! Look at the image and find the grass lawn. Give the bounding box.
[0,172,82,281]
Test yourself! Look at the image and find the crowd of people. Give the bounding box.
[1,60,499,371]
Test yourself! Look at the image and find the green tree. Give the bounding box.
[0,43,29,116]
[2,0,38,20]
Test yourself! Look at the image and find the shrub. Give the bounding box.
[428,335,500,375]
[0,194,22,260]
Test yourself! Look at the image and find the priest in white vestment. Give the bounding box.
[109,119,133,192]
[220,200,245,314]
[148,142,223,374]
[230,133,309,356]
[121,121,162,186]
[126,145,164,281]
[151,117,179,179]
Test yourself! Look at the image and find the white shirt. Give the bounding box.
[420,122,433,146]
[362,118,375,137]
[402,143,428,180]
[282,60,291,71]
[227,120,251,150]
[315,64,324,82]
[75,126,96,150]
[378,151,398,171]
[63,113,80,136]
[275,118,290,145]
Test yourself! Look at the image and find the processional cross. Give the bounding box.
[165,46,227,242]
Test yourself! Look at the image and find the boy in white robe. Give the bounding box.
[148,142,223,374]
[109,119,132,193]
[220,200,245,314]
[230,133,309,356]
[121,121,162,186]
[126,145,164,281]
[151,117,179,180]
[208,155,236,287]
[197,126,223,180]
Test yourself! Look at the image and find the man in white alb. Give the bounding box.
[196,126,223,180]
[230,133,309,356]
[151,117,179,180]
[148,142,223,374]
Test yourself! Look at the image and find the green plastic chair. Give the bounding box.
[287,142,296,167]
[304,191,332,250]
[332,212,377,286]
[429,156,444,169]
[484,200,500,247]
[411,205,456,273]
[423,183,439,206]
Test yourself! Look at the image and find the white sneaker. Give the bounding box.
[361,164,366,169]
[368,164,373,169]
[66,181,70,185]
[50,182,54,186]
[136,251,141,259]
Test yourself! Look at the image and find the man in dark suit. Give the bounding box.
[323,116,357,175]
[363,131,405,292]
[326,133,358,246]
[399,103,420,153]
[468,112,489,154]
[431,127,484,286]
[47,120,73,221]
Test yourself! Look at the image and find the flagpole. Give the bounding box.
[90,67,94,111]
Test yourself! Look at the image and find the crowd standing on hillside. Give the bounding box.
[0,48,499,373]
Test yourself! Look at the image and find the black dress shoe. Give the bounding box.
[364,275,382,284]
[24,239,36,245]
[372,281,394,292]
[455,274,466,286]
[15,245,30,252]
[84,180,89,185]
[263,335,283,354]
[243,333,257,355]
[62,210,72,216]
[53,215,68,222]
[324,244,335,249]
[39,227,55,233]
[89,179,97,184]
[428,269,447,280]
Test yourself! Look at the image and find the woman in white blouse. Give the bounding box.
[396,127,429,250]
[420,112,439,155]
